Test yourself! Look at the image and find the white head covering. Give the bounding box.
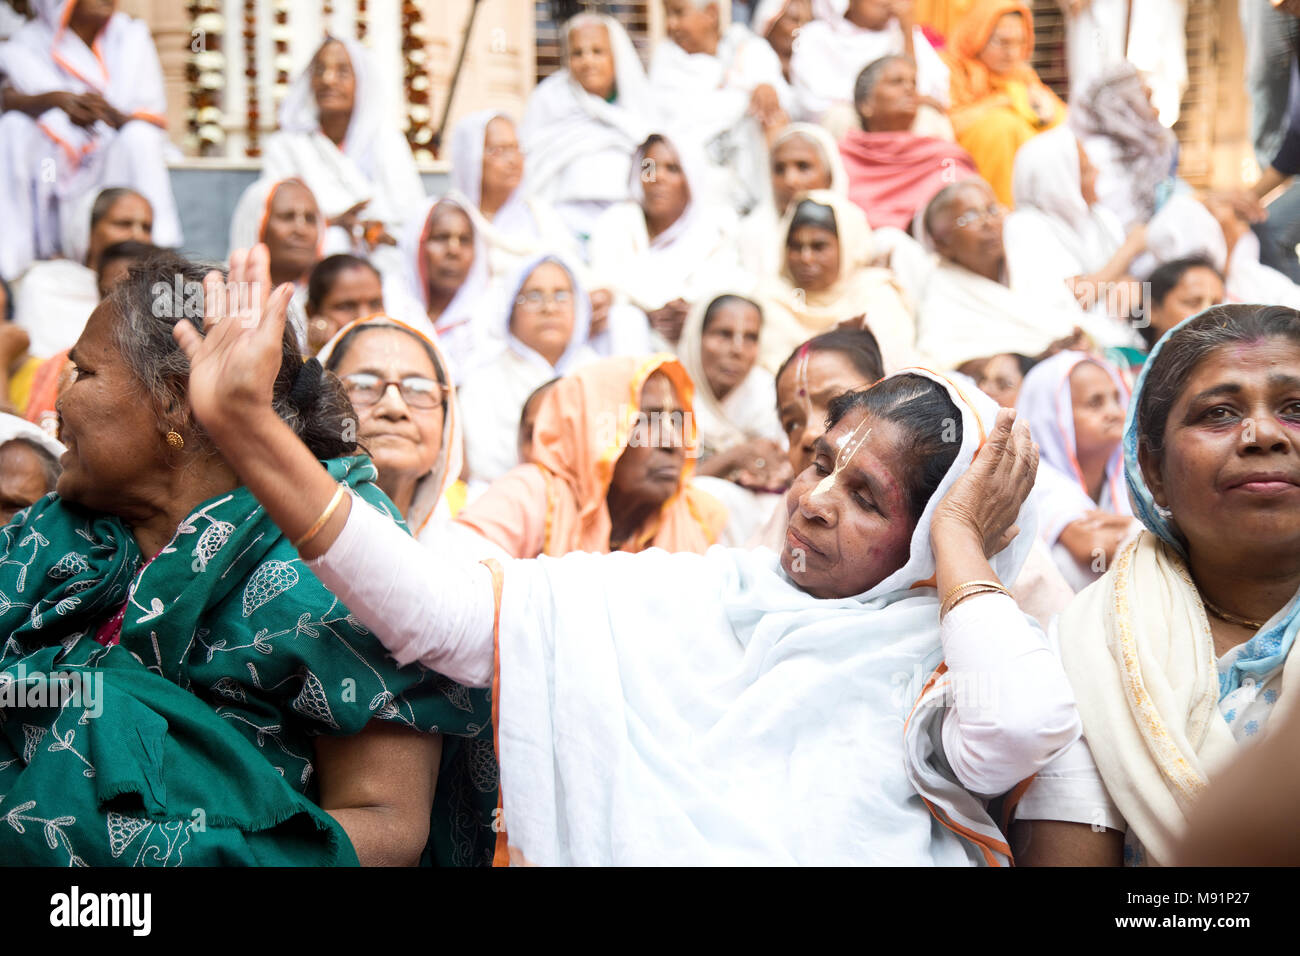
[316,314,463,539]
[277,36,381,160]
[0,411,66,464]
[1011,125,1091,238]
[59,185,150,265]
[493,252,593,376]
[1015,350,1132,544]
[493,366,1041,865]
[227,177,323,259]
[769,122,849,202]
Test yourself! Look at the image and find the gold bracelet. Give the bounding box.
[940,579,1007,606]
[940,582,1011,619]
[293,483,347,551]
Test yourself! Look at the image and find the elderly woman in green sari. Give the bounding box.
[0,249,494,866]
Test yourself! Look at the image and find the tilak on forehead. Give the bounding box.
[809,414,873,501]
[795,342,811,399]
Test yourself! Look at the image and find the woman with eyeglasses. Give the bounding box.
[916,178,1081,372]
[940,0,1066,208]
[457,255,598,487]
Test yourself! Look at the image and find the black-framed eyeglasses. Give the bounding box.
[342,373,447,410]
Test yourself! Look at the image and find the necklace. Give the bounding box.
[1200,594,1268,631]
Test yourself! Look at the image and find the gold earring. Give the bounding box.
[166,431,185,450]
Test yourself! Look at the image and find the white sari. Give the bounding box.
[0,0,181,279]
[519,15,654,246]
[262,36,425,280]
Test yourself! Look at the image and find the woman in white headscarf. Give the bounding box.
[317,314,467,539]
[1004,125,1148,350]
[588,132,744,348]
[519,13,654,249]
[0,410,65,524]
[457,253,598,486]
[176,272,1084,863]
[757,189,916,374]
[448,110,580,294]
[737,122,848,276]
[262,35,426,279]
[0,0,181,280]
[1015,349,1138,591]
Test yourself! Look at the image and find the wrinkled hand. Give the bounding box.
[57,91,101,128]
[329,200,371,235]
[1059,511,1135,568]
[171,244,293,442]
[1038,326,1090,360]
[730,438,794,492]
[931,407,1038,558]
[647,298,689,344]
[589,288,613,337]
[1204,189,1267,224]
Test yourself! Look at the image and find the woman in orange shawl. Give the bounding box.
[942,0,1065,207]
[454,354,727,558]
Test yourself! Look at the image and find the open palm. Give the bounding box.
[172,244,294,440]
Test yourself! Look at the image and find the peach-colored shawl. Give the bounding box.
[456,354,727,558]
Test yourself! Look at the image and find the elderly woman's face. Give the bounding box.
[1142,338,1300,565]
[786,224,840,293]
[481,117,524,198]
[848,0,893,30]
[57,302,171,514]
[568,23,616,99]
[311,40,356,116]
[641,140,690,226]
[781,408,915,598]
[263,181,320,280]
[333,328,445,495]
[0,441,53,525]
[701,299,761,401]
[88,192,152,269]
[777,348,874,475]
[664,0,718,55]
[977,353,1025,408]
[608,372,688,514]
[510,262,576,368]
[978,12,1026,75]
[771,135,831,215]
[860,58,919,131]
[932,182,1005,279]
[423,204,475,300]
[1070,360,1125,462]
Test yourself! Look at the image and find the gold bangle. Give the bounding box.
[940,579,1007,605]
[293,483,347,551]
[940,583,1011,619]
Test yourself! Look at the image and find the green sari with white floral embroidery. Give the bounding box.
[0,455,497,866]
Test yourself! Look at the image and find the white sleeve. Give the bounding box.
[938,593,1082,797]
[304,494,497,688]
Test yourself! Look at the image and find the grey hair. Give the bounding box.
[0,438,61,492]
[853,54,911,112]
[1137,304,1300,455]
[106,252,359,460]
[921,178,992,244]
[90,187,145,232]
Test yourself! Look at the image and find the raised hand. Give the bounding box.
[931,407,1039,558]
[171,244,294,445]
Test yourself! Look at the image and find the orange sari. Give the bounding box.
[456,354,727,558]
[941,0,1065,207]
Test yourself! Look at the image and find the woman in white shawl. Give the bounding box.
[789,0,950,135]
[1010,304,1300,867]
[176,265,1083,863]
[386,195,489,379]
[262,36,425,279]
[916,178,1081,372]
[757,189,916,374]
[1015,349,1138,592]
[1004,124,1148,350]
[678,291,789,545]
[588,132,743,347]
[448,110,580,294]
[457,253,597,486]
[519,14,654,248]
[650,0,791,216]
[737,122,848,276]
[0,0,181,280]
[318,314,466,541]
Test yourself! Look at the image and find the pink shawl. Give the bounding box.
[839,128,977,230]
